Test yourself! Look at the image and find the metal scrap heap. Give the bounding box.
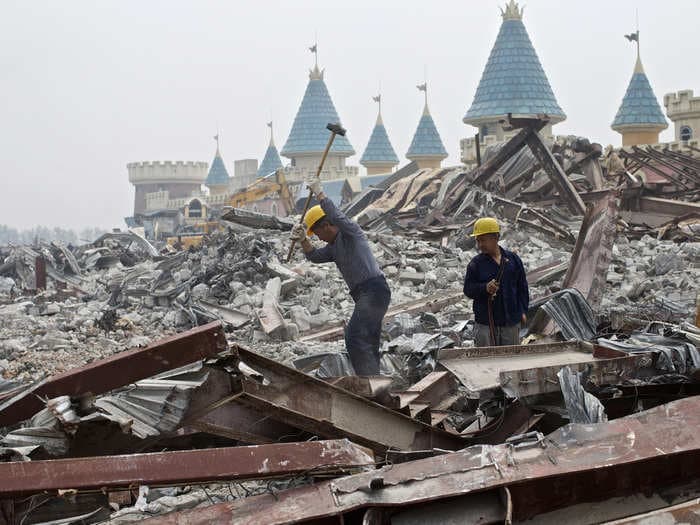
[1,121,699,524]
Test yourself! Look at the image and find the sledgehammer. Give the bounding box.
[286,122,347,262]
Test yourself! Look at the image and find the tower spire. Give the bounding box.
[267,121,275,147]
[372,94,382,124]
[417,82,428,115]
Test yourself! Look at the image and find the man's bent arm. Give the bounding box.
[317,193,362,236]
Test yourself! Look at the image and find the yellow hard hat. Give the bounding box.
[471,217,500,237]
[303,205,326,235]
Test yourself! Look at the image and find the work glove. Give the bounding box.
[290,223,307,243]
[307,176,323,197]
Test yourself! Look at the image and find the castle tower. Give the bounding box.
[664,90,700,144]
[257,121,284,178]
[406,83,448,169]
[205,134,231,195]
[127,161,207,215]
[360,95,399,175]
[612,31,668,146]
[280,47,356,181]
[463,1,565,141]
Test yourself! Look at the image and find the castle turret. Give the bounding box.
[612,31,667,146]
[406,83,447,169]
[257,121,284,178]
[280,47,357,181]
[205,135,231,195]
[464,1,565,138]
[360,95,399,175]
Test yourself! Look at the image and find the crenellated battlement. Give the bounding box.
[664,90,700,117]
[127,160,208,184]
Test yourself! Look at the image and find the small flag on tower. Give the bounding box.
[372,95,381,103]
[416,83,427,92]
[309,44,317,53]
[266,121,273,128]
[624,31,639,42]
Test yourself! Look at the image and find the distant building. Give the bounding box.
[231,159,259,191]
[127,161,207,216]
[461,1,565,162]
[664,90,700,147]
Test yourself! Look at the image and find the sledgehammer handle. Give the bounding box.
[286,131,337,262]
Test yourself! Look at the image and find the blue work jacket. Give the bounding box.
[463,247,529,327]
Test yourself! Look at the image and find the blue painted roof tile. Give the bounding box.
[206,151,229,186]
[407,108,448,159]
[281,69,354,157]
[360,117,399,165]
[612,65,668,129]
[464,16,565,123]
[256,142,283,178]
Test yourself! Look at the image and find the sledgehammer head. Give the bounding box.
[326,122,346,136]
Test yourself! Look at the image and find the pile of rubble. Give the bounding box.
[1,119,700,523]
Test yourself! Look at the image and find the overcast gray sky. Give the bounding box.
[2,0,698,230]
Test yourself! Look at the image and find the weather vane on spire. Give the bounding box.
[213,130,220,154]
[309,41,318,67]
[417,82,428,106]
[624,9,640,60]
[267,121,274,145]
[372,94,381,115]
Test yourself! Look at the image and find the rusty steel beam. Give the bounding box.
[525,130,587,215]
[608,498,700,524]
[0,439,374,496]
[34,256,46,290]
[0,322,228,428]
[230,345,465,454]
[189,402,307,444]
[141,397,700,525]
[560,190,619,309]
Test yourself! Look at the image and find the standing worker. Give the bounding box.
[289,177,391,375]
[463,218,529,347]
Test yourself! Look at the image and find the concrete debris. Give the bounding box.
[1,122,699,522]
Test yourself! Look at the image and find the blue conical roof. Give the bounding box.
[464,2,565,124]
[257,141,283,177]
[281,66,354,158]
[612,58,668,130]
[407,106,448,159]
[360,114,399,166]
[206,149,229,186]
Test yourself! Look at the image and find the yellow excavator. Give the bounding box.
[226,169,295,212]
[166,169,295,249]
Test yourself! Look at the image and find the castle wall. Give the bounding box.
[665,90,700,142]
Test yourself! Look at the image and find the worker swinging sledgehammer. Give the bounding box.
[463,218,529,347]
[289,177,391,376]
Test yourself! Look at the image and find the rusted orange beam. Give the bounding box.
[0,322,227,427]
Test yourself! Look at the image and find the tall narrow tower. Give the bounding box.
[612,31,668,146]
[406,83,448,169]
[205,134,231,195]
[463,1,565,140]
[257,121,283,178]
[281,46,355,181]
[360,95,399,175]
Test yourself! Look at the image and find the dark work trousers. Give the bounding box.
[474,322,520,347]
[346,276,391,375]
